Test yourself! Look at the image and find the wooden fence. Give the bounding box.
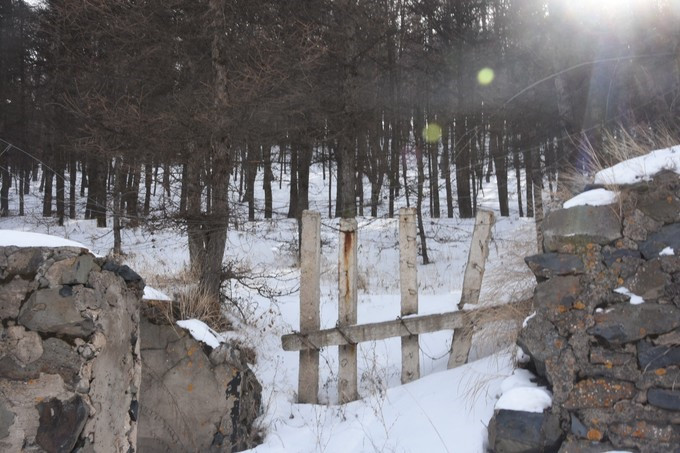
[283,208,530,404]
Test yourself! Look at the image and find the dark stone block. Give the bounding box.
[525,253,585,279]
[102,261,144,289]
[534,276,582,322]
[542,206,621,253]
[517,315,565,379]
[626,259,669,300]
[639,223,680,260]
[35,395,88,453]
[648,388,680,411]
[488,409,563,453]
[638,341,680,370]
[587,304,680,345]
[601,248,641,267]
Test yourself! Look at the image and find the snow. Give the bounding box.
[594,145,680,185]
[143,286,172,301]
[251,353,514,453]
[495,369,552,413]
[0,229,89,250]
[0,152,541,453]
[614,287,644,305]
[660,247,675,256]
[522,311,536,328]
[176,319,224,349]
[495,387,552,413]
[563,188,618,209]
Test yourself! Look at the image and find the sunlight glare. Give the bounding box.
[422,123,442,144]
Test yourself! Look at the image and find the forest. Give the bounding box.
[1,0,679,299]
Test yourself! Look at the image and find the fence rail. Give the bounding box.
[284,208,527,404]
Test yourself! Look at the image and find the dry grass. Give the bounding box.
[146,268,232,332]
[555,125,680,202]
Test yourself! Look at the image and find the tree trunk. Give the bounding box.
[490,119,509,216]
[143,158,152,216]
[455,115,473,218]
[441,122,454,218]
[69,156,77,219]
[287,144,298,218]
[263,144,273,219]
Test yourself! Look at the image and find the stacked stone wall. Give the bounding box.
[489,171,680,453]
[0,245,262,452]
[0,246,143,452]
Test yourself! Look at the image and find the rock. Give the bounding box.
[626,259,669,300]
[542,206,622,252]
[589,347,635,367]
[545,348,578,404]
[487,409,563,453]
[0,337,83,388]
[0,276,30,320]
[517,315,565,379]
[647,388,680,411]
[639,223,680,260]
[35,396,88,453]
[63,254,99,285]
[623,208,663,241]
[533,276,582,321]
[524,253,585,279]
[635,183,680,225]
[0,398,14,439]
[6,248,43,278]
[608,420,680,451]
[638,341,680,370]
[558,436,616,453]
[6,326,43,365]
[601,247,641,267]
[564,379,635,409]
[138,316,260,452]
[101,261,144,289]
[587,304,680,345]
[17,287,95,337]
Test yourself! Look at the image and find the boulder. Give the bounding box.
[137,315,261,452]
[542,206,621,253]
[17,287,95,337]
[488,409,563,453]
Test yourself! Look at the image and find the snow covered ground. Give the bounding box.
[1,156,541,452]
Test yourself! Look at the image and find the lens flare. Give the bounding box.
[423,123,442,144]
[477,68,495,86]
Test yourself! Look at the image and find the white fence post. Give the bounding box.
[399,208,420,383]
[338,218,358,403]
[298,210,321,403]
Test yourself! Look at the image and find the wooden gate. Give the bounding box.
[282,208,530,404]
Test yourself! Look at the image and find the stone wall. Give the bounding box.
[0,246,143,452]
[137,301,262,452]
[0,246,262,452]
[489,171,680,453]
